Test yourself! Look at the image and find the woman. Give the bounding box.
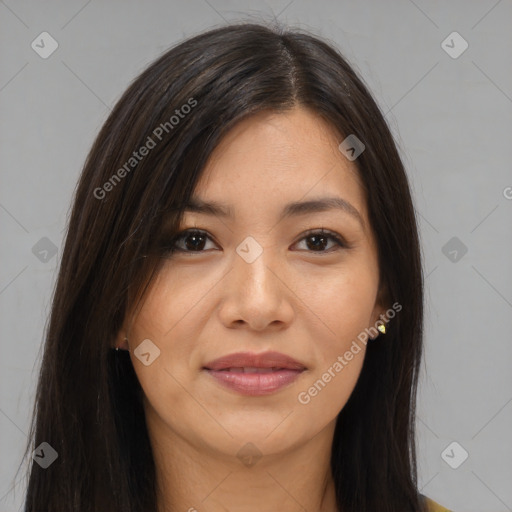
[21,21,452,512]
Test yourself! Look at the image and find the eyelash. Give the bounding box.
[165,228,348,255]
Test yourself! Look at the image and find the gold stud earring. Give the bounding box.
[377,324,386,334]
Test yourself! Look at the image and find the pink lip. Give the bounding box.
[203,351,307,396]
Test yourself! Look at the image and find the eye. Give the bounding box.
[169,229,217,253]
[293,228,347,253]
[166,228,347,254]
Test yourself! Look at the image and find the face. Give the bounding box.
[118,106,386,462]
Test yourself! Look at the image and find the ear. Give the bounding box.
[369,280,390,334]
[113,300,140,351]
[113,329,130,350]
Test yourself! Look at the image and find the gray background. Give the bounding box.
[1,1,511,511]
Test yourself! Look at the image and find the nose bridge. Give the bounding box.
[219,233,293,329]
[234,234,277,293]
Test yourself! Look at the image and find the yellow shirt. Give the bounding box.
[425,496,452,512]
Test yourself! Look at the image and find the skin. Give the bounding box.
[116,106,387,512]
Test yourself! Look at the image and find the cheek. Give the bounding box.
[296,350,365,422]
[295,260,379,341]
[126,285,200,443]
[294,276,372,419]
[292,263,376,413]
[128,267,205,343]
[124,277,191,397]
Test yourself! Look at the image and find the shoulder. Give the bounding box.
[423,495,452,512]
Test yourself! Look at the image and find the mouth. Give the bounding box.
[203,350,307,371]
[211,367,298,373]
[202,351,307,396]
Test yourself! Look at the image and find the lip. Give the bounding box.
[203,351,307,396]
[203,351,307,371]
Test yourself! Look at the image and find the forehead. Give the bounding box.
[191,107,368,224]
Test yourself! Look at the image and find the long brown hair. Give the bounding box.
[20,21,425,512]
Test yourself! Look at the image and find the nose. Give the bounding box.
[217,241,294,332]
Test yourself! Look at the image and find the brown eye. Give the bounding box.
[170,229,216,252]
[303,234,332,251]
[293,229,346,253]
[164,228,347,255]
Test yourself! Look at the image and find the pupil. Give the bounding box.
[308,235,327,251]
[186,233,205,251]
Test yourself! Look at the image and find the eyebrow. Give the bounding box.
[179,196,365,228]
